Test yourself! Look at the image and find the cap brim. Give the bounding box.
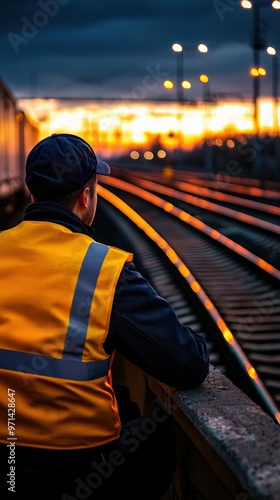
[96,159,110,175]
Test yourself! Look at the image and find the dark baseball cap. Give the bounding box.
[25,133,110,197]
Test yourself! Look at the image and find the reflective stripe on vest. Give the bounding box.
[0,241,110,381]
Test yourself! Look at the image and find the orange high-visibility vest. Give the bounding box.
[0,220,132,449]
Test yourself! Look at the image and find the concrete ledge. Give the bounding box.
[170,366,280,500]
[113,356,280,500]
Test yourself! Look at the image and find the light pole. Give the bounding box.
[199,74,212,172]
[240,0,280,136]
[199,74,211,102]
[171,43,185,166]
[197,44,209,100]
[165,42,208,99]
[172,43,184,106]
[266,46,279,134]
[165,43,209,167]
[248,65,267,135]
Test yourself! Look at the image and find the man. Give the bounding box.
[0,133,209,499]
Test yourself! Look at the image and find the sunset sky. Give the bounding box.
[1,0,280,102]
[2,1,280,158]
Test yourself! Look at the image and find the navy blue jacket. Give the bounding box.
[23,201,209,389]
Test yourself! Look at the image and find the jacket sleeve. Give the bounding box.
[104,261,209,389]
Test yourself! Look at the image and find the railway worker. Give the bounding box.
[0,133,209,499]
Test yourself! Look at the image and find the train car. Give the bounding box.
[17,108,39,195]
[0,77,19,201]
[0,77,39,226]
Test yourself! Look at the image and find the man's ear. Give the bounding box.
[78,186,89,208]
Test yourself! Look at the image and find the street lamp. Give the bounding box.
[249,66,267,76]
[163,79,192,91]
[266,45,279,133]
[240,0,280,136]
[168,42,209,93]
[197,43,208,54]
[166,43,208,97]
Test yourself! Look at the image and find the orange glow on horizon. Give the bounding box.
[18,97,280,157]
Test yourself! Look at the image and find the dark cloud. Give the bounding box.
[0,0,279,101]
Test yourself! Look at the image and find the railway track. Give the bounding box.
[110,167,280,270]
[94,173,280,424]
